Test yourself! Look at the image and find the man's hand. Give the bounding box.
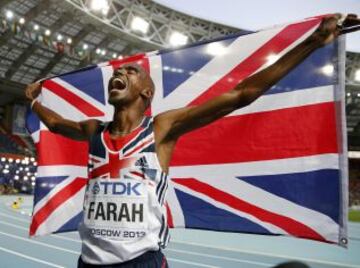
[310,14,360,47]
[25,81,42,102]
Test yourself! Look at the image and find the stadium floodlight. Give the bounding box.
[24,176,28,181]
[14,175,19,180]
[1,157,5,162]
[131,16,149,34]
[8,158,13,163]
[5,10,13,20]
[101,49,106,56]
[15,159,20,163]
[321,64,334,76]
[33,24,39,31]
[83,43,88,50]
[118,55,123,60]
[206,43,226,56]
[112,53,117,58]
[3,169,9,174]
[67,38,72,44]
[90,0,109,14]
[31,176,36,181]
[19,17,25,24]
[45,29,51,36]
[355,69,360,82]
[169,31,188,47]
[57,34,63,41]
[31,182,36,186]
[96,48,101,54]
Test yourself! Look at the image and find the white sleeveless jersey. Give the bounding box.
[78,117,170,265]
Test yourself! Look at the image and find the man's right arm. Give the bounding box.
[26,82,100,141]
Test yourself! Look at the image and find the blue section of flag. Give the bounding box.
[26,108,40,134]
[267,42,337,95]
[56,211,83,233]
[175,189,271,234]
[237,169,340,223]
[34,176,68,207]
[60,67,106,104]
[161,38,236,97]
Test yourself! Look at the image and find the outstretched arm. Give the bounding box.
[25,82,100,141]
[156,14,359,140]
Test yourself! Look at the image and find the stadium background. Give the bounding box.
[0,0,359,267]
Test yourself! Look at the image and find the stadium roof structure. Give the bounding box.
[0,0,359,149]
[0,0,239,103]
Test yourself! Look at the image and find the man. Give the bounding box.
[26,14,360,268]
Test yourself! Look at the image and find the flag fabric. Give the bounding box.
[26,15,348,246]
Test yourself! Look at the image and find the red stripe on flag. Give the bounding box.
[171,102,338,166]
[37,131,88,166]
[89,163,110,178]
[43,80,105,117]
[189,18,321,106]
[173,178,326,241]
[165,202,174,228]
[109,53,148,70]
[30,177,87,236]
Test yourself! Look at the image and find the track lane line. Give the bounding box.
[0,226,218,268]
[166,257,219,268]
[0,246,65,268]
[0,220,81,243]
[166,248,271,266]
[171,240,360,268]
[0,231,79,255]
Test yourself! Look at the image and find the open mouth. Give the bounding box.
[109,77,127,92]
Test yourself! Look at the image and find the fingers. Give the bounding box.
[25,82,42,101]
[340,25,360,35]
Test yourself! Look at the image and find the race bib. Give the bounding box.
[84,178,148,240]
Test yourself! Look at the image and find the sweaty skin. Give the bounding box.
[26,14,360,174]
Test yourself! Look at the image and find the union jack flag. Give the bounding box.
[26,15,348,246]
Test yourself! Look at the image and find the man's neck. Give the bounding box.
[110,106,145,136]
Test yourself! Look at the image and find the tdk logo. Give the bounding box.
[90,181,142,196]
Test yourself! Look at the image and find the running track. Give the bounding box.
[0,195,359,268]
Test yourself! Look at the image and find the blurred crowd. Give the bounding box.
[0,156,37,194]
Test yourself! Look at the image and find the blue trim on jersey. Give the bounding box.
[122,117,153,154]
[89,131,106,159]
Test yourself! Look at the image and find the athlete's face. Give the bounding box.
[108,64,153,106]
